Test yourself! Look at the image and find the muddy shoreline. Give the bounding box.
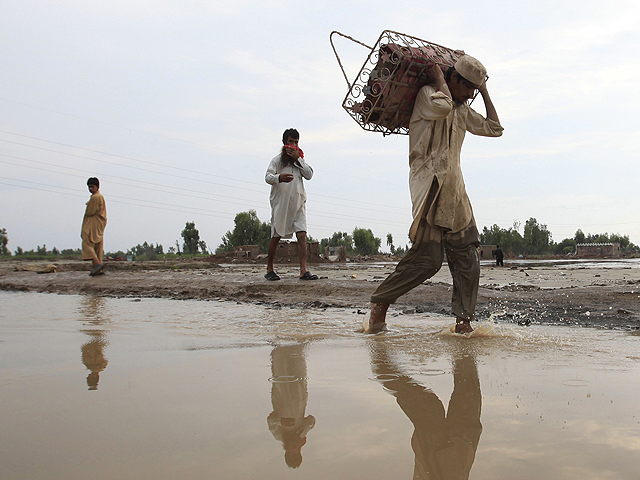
[2,259,639,330]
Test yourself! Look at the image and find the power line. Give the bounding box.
[0,129,409,212]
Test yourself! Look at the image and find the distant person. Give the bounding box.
[364,55,503,334]
[264,128,318,281]
[493,245,504,266]
[81,177,107,276]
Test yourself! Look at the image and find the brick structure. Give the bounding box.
[478,245,496,260]
[274,241,322,264]
[234,245,260,259]
[576,243,620,257]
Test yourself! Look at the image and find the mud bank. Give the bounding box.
[1,259,639,330]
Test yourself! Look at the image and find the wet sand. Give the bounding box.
[1,291,640,479]
[1,258,639,330]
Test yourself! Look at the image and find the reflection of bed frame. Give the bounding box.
[330,30,463,136]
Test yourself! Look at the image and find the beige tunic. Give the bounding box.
[408,86,503,241]
[81,191,107,243]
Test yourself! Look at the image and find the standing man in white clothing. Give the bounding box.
[264,128,318,281]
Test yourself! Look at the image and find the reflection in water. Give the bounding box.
[78,296,109,390]
[267,343,315,469]
[370,341,482,479]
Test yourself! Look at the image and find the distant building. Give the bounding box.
[479,245,497,260]
[575,243,620,257]
[234,245,261,259]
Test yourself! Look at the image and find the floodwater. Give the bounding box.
[1,291,639,480]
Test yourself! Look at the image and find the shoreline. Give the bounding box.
[2,258,639,331]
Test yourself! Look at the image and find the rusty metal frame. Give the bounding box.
[330,30,466,136]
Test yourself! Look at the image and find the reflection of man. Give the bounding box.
[81,177,107,276]
[264,128,318,281]
[81,332,108,390]
[78,296,109,390]
[370,343,482,479]
[365,55,503,334]
[267,343,315,468]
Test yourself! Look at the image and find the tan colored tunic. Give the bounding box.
[81,191,107,244]
[408,86,503,240]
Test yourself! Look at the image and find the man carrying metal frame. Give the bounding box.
[364,55,503,334]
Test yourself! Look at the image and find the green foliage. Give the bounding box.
[14,246,23,255]
[320,231,353,253]
[523,218,552,255]
[352,227,381,256]
[481,220,638,256]
[573,230,638,253]
[0,228,9,256]
[386,233,395,254]
[217,210,271,253]
[198,240,209,255]
[128,242,164,260]
[553,238,576,255]
[61,248,82,256]
[181,221,200,255]
[480,222,524,255]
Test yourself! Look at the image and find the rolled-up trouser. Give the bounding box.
[370,216,480,321]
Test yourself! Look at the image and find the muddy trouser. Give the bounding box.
[370,213,480,321]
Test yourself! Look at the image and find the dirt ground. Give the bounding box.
[1,258,639,330]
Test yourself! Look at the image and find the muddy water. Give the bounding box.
[1,291,639,480]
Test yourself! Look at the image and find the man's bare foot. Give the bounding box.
[363,302,390,333]
[455,317,474,334]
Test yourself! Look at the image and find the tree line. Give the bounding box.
[480,218,638,256]
[1,213,638,260]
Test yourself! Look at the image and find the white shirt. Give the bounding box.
[265,153,314,238]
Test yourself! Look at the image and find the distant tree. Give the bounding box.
[0,228,9,256]
[320,231,354,253]
[217,210,271,253]
[167,246,176,254]
[198,240,210,255]
[128,242,164,260]
[386,233,395,254]
[37,245,47,255]
[572,230,638,253]
[353,227,381,256]
[480,222,524,255]
[181,221,201,254]
[52,247,61,255]
[553,237,576,255]
[14,246,23,256]
[523,218,552,255]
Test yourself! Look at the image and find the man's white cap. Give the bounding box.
[454,55,487,86]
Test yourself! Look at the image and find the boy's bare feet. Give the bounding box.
[363,302,390,333]
[455,316,474,334]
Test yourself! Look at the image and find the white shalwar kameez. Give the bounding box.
[265,154,314,238]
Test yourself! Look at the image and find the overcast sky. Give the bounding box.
[1,0,639,254]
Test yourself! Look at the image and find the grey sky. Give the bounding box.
[1,0,639,253]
